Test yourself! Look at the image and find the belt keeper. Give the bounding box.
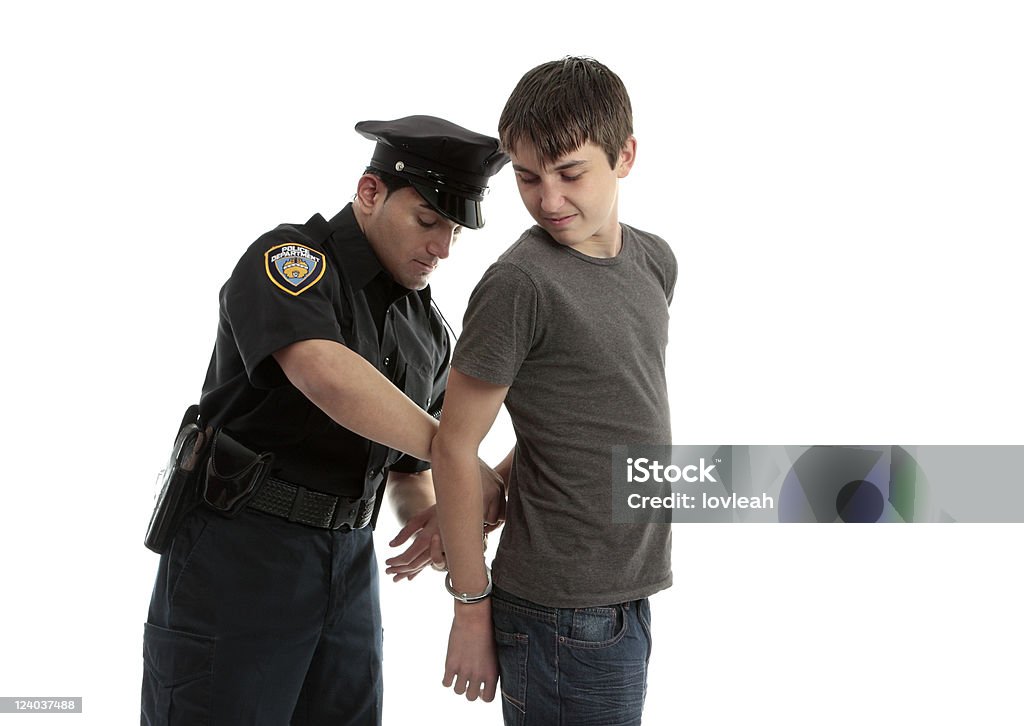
[358,499,373,528]
[288,486,307,522]
[365,497,376,525]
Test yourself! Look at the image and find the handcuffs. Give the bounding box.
[445,566,493,604]
[434,473,504,602]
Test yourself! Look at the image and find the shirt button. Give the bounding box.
[383,357,391,366]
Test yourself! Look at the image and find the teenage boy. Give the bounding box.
[432,58,677,725]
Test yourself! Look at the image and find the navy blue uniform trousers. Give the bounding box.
[141,505,383,725]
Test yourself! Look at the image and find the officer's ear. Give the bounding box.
[354,173,388,214]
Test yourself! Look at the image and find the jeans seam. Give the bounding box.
[638,600,653,664]
[495,628,528,718]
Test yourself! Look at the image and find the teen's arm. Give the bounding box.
[432,367,510,702]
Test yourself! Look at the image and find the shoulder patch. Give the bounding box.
[264,243,327,296]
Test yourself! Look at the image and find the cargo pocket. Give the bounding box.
[141,623,215,725]
[494,627,528,726]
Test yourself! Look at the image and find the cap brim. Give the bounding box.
[410,182,484,230]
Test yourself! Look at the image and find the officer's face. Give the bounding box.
[510,139,635,255]
[362,186,462,290]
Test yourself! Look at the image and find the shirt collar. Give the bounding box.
[320,203,387,292]
[324,204,416,305]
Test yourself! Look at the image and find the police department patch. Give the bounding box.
[264,243,326,296]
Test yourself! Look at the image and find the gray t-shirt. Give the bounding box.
[453,223,677,607]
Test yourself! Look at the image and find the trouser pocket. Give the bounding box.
[141,622,215,725]
[494,627,529,725]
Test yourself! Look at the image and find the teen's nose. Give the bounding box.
[539,182,566,213]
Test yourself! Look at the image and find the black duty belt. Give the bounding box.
[248,477,375,530]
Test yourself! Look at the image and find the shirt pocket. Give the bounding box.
[393,351,435,411]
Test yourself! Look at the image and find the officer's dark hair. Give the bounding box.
[498,56,633,169]
[363,167,413,197]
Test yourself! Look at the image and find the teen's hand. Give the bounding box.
[442,600,498,702]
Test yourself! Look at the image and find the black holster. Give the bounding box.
[145,405,210,554]
[201,429,274,517]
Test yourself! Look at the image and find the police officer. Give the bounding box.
[142,116,510,725]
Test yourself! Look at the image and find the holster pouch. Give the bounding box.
[145,405,210,554]
[201,429,273,517]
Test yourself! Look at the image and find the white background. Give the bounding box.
[1,1,1022,723]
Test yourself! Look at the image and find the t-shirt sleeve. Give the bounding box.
[452,262,538,386]
[224,235,345,389]
[664,243,678,306]
[646,232,678,306]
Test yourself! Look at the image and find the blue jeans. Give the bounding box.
[491,587,653,726]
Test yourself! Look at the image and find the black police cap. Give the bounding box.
[355,115,509,230]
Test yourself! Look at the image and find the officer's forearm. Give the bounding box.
[274,338,437,461]
[386,470,436,524]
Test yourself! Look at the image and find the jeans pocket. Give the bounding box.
[563,604,628,649]
[494,627,529,724]
[141,623,215,725]
[560,603,647,724]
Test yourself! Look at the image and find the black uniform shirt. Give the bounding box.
[199,204,450,498]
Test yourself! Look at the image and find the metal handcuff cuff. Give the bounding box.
[445,566,493,604]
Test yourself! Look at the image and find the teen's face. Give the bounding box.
[362,186,462,290]
[510,139,635,253]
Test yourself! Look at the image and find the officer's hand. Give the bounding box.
[443,600,498,703]
[479,459,506,535]
[385,505,440,582]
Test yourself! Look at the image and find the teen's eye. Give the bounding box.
[418,218,437,228]
[516,174,540,185]
[561,173,583,182]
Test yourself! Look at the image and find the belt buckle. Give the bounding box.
[330,497,355,531]
[330,495,375,531]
